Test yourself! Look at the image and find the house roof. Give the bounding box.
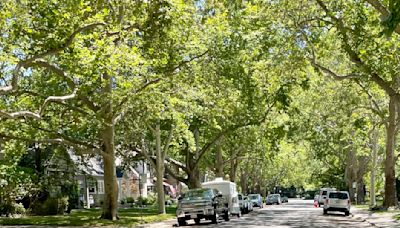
[68,150,140,178]
[68,150,104,176]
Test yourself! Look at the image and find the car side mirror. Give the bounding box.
[217,192,223,198]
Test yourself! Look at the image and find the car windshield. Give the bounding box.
[249,195,259,199]
[329,192,348,199]
[238,195,243,200]
[183,189,212,200]
[322,191,327,195]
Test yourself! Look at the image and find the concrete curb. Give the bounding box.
[351,208,399,228]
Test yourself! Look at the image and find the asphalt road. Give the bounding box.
[147,199,374,228]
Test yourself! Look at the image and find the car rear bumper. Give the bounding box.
[325,206,350,212]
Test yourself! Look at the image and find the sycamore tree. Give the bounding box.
[0,0,205,219]
[276,0,400,207]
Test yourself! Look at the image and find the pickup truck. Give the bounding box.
[176,188,229,226]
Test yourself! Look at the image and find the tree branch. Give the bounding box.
[162,125,175,157]
[113,50,209,123]
[0,132,102,156]
[0,22,106,95]
[316,0,400,101]
[30,60,99,112]
[0,110,41,119]
[164,156,188,173]
[138,139,156,168]
[311,61,360,81]
[164,164,187,184]
[193,103,274,169]
[354,80,385,118]
[365,0,400,34]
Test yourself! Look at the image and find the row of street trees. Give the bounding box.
[1,0,399,220]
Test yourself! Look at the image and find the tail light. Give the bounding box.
[325,199,329,205]
[348,199,350,205]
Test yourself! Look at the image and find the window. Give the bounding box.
[329,192,348,199]
[98,180,104,194]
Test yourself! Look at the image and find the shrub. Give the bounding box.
[31,197,69,215]
[0,203,26,216]
[136,193,157,206]
[126,197,134,204]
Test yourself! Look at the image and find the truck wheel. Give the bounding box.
[345,211,350,216]
[178,218,186,226]
[211,213,218,224]
[323,209,327,215]
[224,211,230,221]
[237,211,241,218]
[194,218,201,224]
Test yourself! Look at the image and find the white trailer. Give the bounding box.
[201,178,241,217]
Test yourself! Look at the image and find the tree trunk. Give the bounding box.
[155,123,166,214]
[187,128,201,189]
[345,145,357,203]
[100,72,118,220]
[356,156,368,204]
[100,124,118,220]
[187,169,201,189]
[384,96,398,208]
[230,158,238,182]
[370,128,378,207]
[240,170,248,194]
[215,137,224,178]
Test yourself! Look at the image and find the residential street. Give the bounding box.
[144,199,375,228]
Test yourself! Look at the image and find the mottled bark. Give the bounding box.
[240,170,248,194]
[356,156,368,204]
[384,96,398,208]
[215,137,224,178]
[100,123,118,220]
[345,145,357,203]
[100,73,118,220]
[155,123,166,214]
[230,157,238,182]
[370,129,379,207]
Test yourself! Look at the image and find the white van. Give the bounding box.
[202,178,241,217]
[318,187,336,207]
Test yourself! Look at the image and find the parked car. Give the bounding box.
[248,194,263,208]
[281,196,289,203]
[176,188,229,226]
[323,191,350,216]
[318,188,336,207]
[244,196,253,212]
[238,193,250,213]
[202,178,241,217]
[266,194,281,205]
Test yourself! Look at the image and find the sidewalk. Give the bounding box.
[134,218,176,228]
[352,207,400,227]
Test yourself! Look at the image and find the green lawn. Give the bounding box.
[0,206,176,227]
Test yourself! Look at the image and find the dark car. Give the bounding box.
[176,188,229,226]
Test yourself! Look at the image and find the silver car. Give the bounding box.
[266,194,281,205]
[323,191,350,216]
[238,194,253,213]
[248,194,263,208]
